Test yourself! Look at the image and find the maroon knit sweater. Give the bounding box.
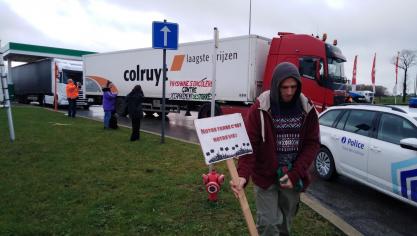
[237,91,320,191]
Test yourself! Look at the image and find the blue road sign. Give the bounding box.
[152,21,179,50]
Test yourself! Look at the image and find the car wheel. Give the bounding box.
[315,147,336,180]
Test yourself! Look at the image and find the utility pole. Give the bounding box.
[248,0,252,36]
[209,27,219,172]
[0,40,16,142]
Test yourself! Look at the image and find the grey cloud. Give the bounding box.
[2,0,417,89]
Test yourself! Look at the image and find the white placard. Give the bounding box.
[194,113,253,165]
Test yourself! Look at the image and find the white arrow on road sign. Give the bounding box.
[160,26,171,47]
[152,21,178,50]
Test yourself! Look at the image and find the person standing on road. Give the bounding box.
[126,85,144,141]
[230,62,320,235]
[66,78,79,118]
[345,95,353,103]
[102,81,117,129]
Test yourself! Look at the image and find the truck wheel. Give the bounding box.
[144,111,154,117]
[18,96,30,104]
[38,95,45,106]
[198,103,223,119]
[17,96,25,104]
[156,111,170,117]
[115,97,126,116]
[315,147,337,180]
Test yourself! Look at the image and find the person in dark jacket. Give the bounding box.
[126,85,144,141]
[230,62,320,235]
[102,81,117,129]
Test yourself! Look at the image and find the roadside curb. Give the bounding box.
[45,107,198,145]
[301,193,363,236]
[44,107,363,235]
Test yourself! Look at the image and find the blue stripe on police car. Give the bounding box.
[391,157,417,202]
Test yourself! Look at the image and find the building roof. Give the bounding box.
[1,42,95,63]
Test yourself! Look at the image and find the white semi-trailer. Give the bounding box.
[83,35,270,116]
[12,58,89,107]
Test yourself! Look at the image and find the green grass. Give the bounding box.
[0,106,344,235]
[375,95,413,105]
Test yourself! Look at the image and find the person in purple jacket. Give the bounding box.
[230,62,320,235]
[102,81,117,129]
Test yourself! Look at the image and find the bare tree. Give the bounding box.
[391,50,417,102]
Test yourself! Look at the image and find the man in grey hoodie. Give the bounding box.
[231,62,320,235]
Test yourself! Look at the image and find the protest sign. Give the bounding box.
[194,113,253,165]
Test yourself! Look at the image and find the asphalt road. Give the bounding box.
[77,105,417,236]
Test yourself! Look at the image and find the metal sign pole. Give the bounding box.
[161,47,166,144]
[160,19,167,144]
[210,28,219,118]
[153,19,178,144]
[209,28,219,172]
[0,40,16,142]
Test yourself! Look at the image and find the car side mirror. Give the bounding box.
[400,138,417,151]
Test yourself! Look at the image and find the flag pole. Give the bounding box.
[371,53,376,103]
[352,55,357,92]
[395,51,400,104]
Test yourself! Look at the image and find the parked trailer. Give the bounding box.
[84,35,269,116]
[11,58,89,107]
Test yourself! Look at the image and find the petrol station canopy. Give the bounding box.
[1,42,95,63]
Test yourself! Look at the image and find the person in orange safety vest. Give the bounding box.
[66,79,79,117]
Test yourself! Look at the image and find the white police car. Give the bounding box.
[315,104,417,207]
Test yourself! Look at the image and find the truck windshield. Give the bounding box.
[328,58,346,83]
[62,70,82,84]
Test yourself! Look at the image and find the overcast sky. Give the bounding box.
[1,0,417,93]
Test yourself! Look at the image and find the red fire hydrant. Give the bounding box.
[202,169,225,202]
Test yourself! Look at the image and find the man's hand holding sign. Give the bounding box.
[194,113,258,236]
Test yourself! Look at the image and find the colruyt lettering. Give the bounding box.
[123,65,167,86]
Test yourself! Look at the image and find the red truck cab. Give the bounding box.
[262,32,347,112]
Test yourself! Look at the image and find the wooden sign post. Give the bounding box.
[194,113,259,236]
[226,159,258,236]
